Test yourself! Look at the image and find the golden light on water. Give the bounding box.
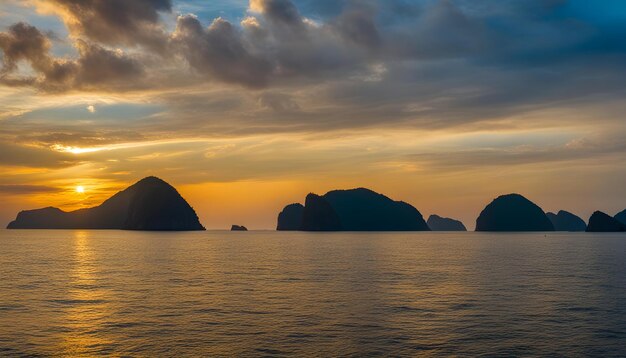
[57,231,113,355]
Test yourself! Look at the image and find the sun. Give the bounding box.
[76,186,85,193]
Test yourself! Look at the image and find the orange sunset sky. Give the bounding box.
[1,0,625,229]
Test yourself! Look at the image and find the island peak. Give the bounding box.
[277,188,429,231]
[615,209,626,226]
[586,211,626,232]
[475,193,554,232]
[7,177,205,231]
[546,210,586,232]
[427,215,467,231]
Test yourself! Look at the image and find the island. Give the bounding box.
[427,215,467,231]
[277,188,430,231]
[615,209,626,226]
[7,176,205,231]
[546,210,587,232]
[475,193,554,232]
[231,225,248,231]
[276,203,305,230]
[586,211,626,232]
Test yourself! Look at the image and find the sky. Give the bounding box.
[0,0,625,229]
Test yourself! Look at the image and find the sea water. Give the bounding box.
[1,230,625,356]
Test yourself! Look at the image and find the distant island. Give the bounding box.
[475,194,554,232]
[7,177,205,231]
[474,194,626,232]
[616,210,626,226]
[275,190,626,233]
[586,211,626,232]
[546,210,587,232]
[277,188,430,231]
[427,215,467,231]
[6,179,626,233]
[276,203,305,230]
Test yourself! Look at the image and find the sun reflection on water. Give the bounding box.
[2,231,625,356]
[57,231,114,355]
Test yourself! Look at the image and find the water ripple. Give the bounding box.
[0,230,625,356]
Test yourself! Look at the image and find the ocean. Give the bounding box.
[1,230,625,356]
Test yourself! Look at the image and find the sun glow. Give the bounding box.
[76,186,85,193]
[52,144,104,154]
[50,138,213,155]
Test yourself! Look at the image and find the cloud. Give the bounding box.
[0,140,78,168]
[0,0,625,131]
[0,22,144,91]
[36,0,172,50]
[71,40,144,88]
[330,4,381,50]
[257,92,300,112]
[169,0,368,87]
[385,0,489,59]
[0,22,52,75]
[17,131,146,148]
[0,184,59,194]
[250,0,303,26]
[171,15,273,88]
[406,136,626,172]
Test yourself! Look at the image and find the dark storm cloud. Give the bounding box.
[72,40,144,88]
[0,22,74,88]
[250,0,303,26]
[0,22,51,74]
[385,0,489,58]
[168,0,365,87]
[44,0,172,49]
[171,15,272,88]
[0,22,143,91]
[1,0,626,129]
[330,4,381,49]
[243,0,367,79]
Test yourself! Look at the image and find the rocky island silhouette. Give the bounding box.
[6,179,626,233]
[586,211,626,232]
[546,210,587,232]
[277,188,430,231]
[475,194,555,232]
[7,177,205,231]
[616,210,626,226]
[276,203,305,231]
[427,215,467,231]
